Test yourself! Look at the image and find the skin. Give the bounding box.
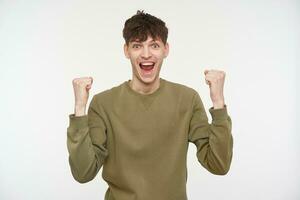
[72,76,93,116]
[123,35,169,95]
[72,36,226,116]
[204,69,226,109]
[123,35,225,109]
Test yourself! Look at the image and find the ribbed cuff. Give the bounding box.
[68,114,88,130]
[209,104,229,120]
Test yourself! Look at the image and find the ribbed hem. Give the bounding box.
[209,104,229,120]
[68,114,88,130]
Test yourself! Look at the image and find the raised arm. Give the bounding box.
[66,77,109,183]
[188,91,233,175]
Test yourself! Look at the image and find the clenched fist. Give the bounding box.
[72,77,93,116]
[204,69,226,109]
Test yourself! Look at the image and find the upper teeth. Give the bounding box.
[141,62,154,65]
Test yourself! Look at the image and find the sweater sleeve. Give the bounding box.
[188,92,233,175]
[67,95,109,183]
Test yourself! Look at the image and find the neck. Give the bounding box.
[129,76,160,95]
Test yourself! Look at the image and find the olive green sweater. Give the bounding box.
[67,77,233,200]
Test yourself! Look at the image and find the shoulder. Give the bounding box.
[164,78,197,98]
[91,81,124,105]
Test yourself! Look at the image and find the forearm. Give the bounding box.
[193,104,233,175]
[67,114,100,183]
[188,92,233,175]
[202,114,233,175]
[74,105,86,116]
[212,99,225,109]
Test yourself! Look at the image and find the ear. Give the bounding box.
[164,42,169,58]
[124,43,129,59]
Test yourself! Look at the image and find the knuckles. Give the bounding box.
[205,70,226,80]
[72,77,93,86]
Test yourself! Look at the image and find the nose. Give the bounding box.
[141,46,152,59]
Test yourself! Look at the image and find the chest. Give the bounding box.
[106,96,190,156]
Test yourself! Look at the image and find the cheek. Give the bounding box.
[155,56,165,63]
[128,55,138,63]
[153,51,165,59]
[129,58,139,70]
[130,54,139,63]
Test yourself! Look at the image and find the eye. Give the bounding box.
[132,44,141,49]
[152,43,159,48]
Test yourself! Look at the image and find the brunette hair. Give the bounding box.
[122,10,168,45]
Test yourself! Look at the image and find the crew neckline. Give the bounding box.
[124,77,166,98]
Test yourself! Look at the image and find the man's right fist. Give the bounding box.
[72,77,93,116]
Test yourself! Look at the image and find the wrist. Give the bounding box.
[212,100,225,109]
[74,105,86,116]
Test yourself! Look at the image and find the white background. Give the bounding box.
[0,0,299,199]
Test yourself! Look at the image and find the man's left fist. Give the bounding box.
[204,69,226,109]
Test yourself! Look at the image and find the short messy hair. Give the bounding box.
[122,10,168,46]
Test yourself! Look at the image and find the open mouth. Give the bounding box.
[139,62,155,71]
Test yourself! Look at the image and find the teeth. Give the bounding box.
[140,62,155,65]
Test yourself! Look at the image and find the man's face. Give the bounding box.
[124,35,169,84]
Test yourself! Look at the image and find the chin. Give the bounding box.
[138,75,157,85]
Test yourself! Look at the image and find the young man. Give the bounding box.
[67,10,233,200]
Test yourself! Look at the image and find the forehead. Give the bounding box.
[131,36,163,44]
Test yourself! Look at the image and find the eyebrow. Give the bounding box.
[132,39,157,44]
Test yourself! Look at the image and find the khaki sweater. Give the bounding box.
[67,77,233,200]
